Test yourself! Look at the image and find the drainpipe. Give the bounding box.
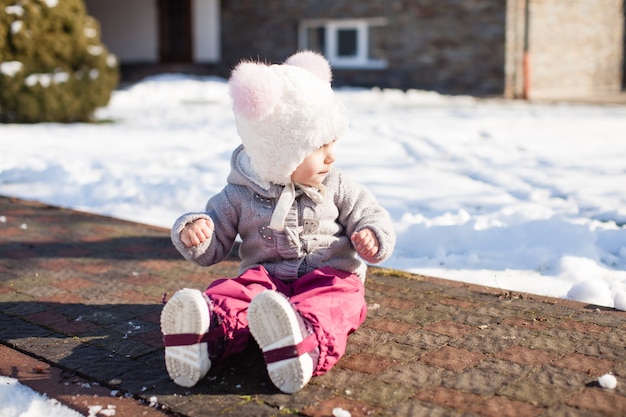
[522,0,531,99]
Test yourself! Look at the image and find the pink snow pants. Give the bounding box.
[205,265,367,376]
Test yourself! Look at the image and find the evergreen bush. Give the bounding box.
[0,0,119,123]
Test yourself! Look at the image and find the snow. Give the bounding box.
[332,407,352,417]
[0,61,23,77]
[0,376,83,417]
[84,27,97,38]
[1,74,625,311]
[42,0,59,8]
[598,373,618,389]
[87,45,104,56]
[4,5,24,16]
[10,20,22,35]
[106,55,117,68]
[87,405,116,417]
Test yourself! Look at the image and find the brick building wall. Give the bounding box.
[220,0,625,97]
[526,0,624,98]
[219,0,508,95]
[90,0,624,97]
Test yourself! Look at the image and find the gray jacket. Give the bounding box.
[171,145,396,282]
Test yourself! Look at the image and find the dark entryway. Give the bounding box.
[158,0,192,62]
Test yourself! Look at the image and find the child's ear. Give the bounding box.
[229,62,284,120]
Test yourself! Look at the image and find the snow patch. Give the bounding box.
[87,45,104,56]
[5,5,24,16]
[0,61,23,77]
[106,55,117,68]
[84,27,97,38]
[598,373,617,389]
[332,408,351,417]
[87,404,116,417]
[0,376,84,417]
[11,20,23,35]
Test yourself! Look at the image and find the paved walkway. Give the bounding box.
[1,195,625,417]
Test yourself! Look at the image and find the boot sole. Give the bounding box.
[160,288,211,387]
[248,291,313,393]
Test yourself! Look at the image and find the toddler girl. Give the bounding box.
[161,51,396,393]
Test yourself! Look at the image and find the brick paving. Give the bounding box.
[1,195,626,417]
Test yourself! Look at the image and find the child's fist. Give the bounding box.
[351,228,380,263]
[181,218,214,247]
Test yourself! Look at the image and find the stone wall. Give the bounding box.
[218,0,624,97]
[219,0,508,95]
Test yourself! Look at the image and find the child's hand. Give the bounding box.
[351,228,380,263]
[181,218,214,248]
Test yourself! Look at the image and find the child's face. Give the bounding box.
[291,141,336,187]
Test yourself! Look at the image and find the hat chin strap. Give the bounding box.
[269,182,326,232]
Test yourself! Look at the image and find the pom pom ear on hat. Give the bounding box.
[284,50,332,83]
[229,62,285,120]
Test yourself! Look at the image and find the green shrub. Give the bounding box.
[0,0,119,123]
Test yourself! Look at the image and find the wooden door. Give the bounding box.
[158,0,192,62]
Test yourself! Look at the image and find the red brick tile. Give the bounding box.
[501,316,551,331]
[377,296,417,310]
[365,281,400,294]
[302,396,380,417]
[138,311,161,324]
[553,352,616,376]
[39,292,85,304]
[134,331,164,348]
[71,262,112,274]
[135,259,178,271]
[120,273,163,286]
[473,395,543,417]
[555,319,610,335]
[53,247,92,257]
[495,346,557,367]
[414,386,483,410]
[0,345,169,417]
[52,319,99,335]
[425,320,477,338]
[112,289,152,303]
[4,248,36,259]
[37,259,74,271]
[565,388,626,417]
[25,310,98,335]
[25,310,67,326]
[364,318,419,334]
[337,353,398,375]
[0,227,22,238]
[420,346,486,371]
[438,297,478,309]
[52,277,97,292]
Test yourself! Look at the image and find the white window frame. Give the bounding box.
[298,18,388,69]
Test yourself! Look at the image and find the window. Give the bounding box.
[299,18,387,69]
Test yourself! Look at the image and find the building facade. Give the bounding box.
[85,0,625,98]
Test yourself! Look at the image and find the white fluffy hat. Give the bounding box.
[228,51,348,187]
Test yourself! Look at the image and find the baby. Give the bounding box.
[161,51,396,393]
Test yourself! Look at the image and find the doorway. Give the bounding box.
[158,0,192,62]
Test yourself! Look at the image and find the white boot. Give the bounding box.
[160,288,212,387]
[248,290,318,394]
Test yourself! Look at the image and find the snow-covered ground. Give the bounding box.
[0,376,83,417]
[1,74,626,310]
